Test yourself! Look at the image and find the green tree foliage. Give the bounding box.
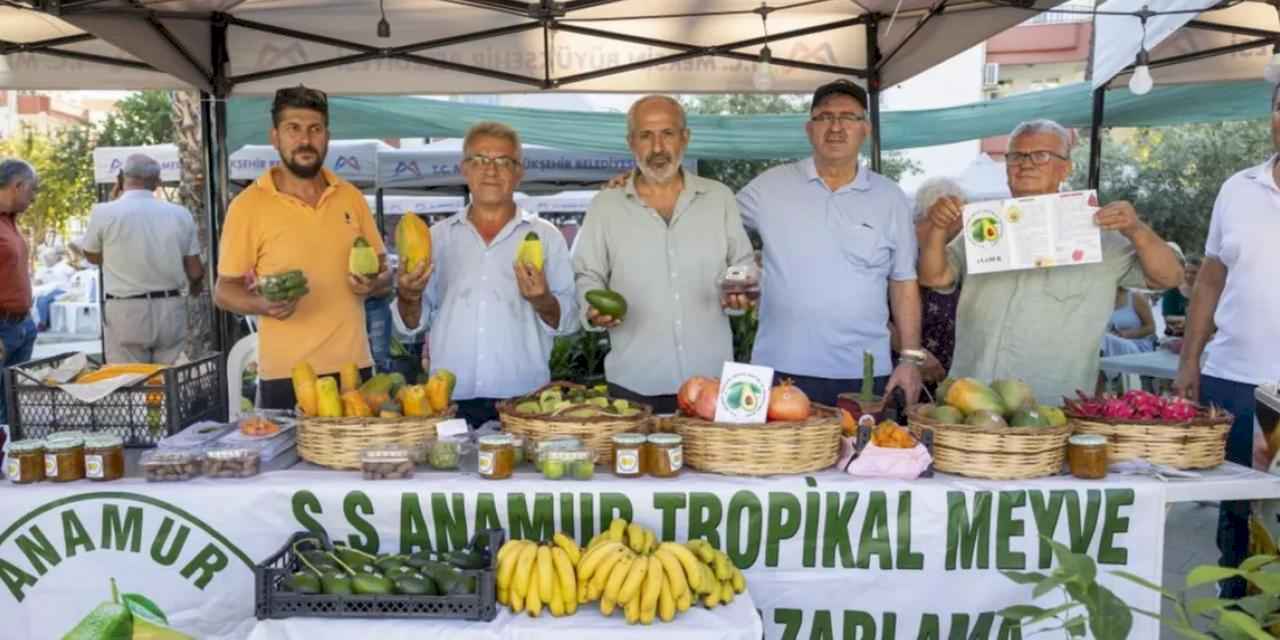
[95,90,175,147]
[0,126,96,244]
[1069,119,1272,257]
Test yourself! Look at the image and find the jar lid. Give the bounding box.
[46,435,84,449]
[142,449,201,464]
[84,434,123,449]
[647,434,682,445]
[612,433,646,446]
[1069,434,1107,447]
[478,434,514,447]
[7,439,45,453]
[538,436,581,449]
[361,444,412,460]
[206,447,258,460]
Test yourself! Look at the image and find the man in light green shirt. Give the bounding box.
[573,95,755,413]
[918,119,1183,404]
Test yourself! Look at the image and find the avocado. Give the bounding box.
[739,384,759,411]
[352,573,394,595]
[321,572,353,595]
[515,400,542,414]
[405,552,436,570]
[418,562,461,593]
[285,571,322,594]
[447,549,486,571]
[301,550,332,566]
[375,555,406,573]
[394,575,439,596]
[585,289,628,319]
[386,565,419,579]
[63,578,133,640]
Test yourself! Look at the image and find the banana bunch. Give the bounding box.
[682,539,746,609]
[496,532,582,618]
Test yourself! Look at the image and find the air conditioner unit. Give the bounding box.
[983,63,1000,87]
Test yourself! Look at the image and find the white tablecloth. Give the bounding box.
[248,591,761,640]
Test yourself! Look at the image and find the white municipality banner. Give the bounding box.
[0,470,1166,639]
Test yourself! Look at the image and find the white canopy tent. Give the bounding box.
[91,144,181,183]
[229,139,392,185]
[516,190,597,214]
[370,194,466,217]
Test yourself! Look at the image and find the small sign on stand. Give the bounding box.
[714,362,774,424]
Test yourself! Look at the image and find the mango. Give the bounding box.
[348,237,380,277]
[965,410,1008,428]
[514,231,544,270]
[930,405,965,424]
[991,379,1034,414]
[360,373,397,408]
[396,213,432,273]
[1009,408,1049,427]
[944,378,1005,416]
[1038,405,1068,427]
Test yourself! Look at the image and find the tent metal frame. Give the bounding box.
[6,0,1056,352]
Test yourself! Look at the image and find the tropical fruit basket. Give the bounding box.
[497,381,653,466]
[1064,390,1231,469]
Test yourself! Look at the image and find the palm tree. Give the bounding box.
[170,90,214,358]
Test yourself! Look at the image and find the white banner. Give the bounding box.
[230,140,391,185]
[0,469,1166,639]
[92,145,182,184]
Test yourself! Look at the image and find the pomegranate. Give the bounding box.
[768,379,812,421]
[677,376,716,416]
[693,378,720,421]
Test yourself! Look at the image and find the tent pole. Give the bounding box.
[203,17,234,359]
[865,16,882,173]
[1087,85,1105,191]
[376,188,386,238]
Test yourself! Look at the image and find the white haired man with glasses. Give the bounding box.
[393,121,579,428]
[735,79,923,407]
[918,119,1183,404]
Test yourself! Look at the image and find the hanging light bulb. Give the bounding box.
[753,45,774,91]
[1264,50,1280,84]
[376,0,390,38]
[1128,48,1153,95]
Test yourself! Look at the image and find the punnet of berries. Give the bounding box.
[1063,390,1222,424]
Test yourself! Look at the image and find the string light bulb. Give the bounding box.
[752,3,774,91]
[376,0,390,38]
[1129,49,1153,95]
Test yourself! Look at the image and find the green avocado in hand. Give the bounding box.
[62,578,133,640]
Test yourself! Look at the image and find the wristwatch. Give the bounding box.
[900,349,928,367]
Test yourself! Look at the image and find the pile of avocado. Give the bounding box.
[513,383,640,418]
[258,269,309,303]
[283,538,487,598]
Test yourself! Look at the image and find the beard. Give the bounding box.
[282,145,326,179]
[636,150,682,183]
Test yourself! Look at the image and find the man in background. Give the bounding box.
[77,154,204,364]
[0,159,40,421]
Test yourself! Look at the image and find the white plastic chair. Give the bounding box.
[226,317,259,421]
[49,270,101,335]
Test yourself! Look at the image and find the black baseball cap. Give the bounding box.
[810,79,868,111]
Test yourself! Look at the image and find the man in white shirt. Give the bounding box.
[77,154,204,363]
[1175,83,1280,598]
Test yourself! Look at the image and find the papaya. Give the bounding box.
[514,231,544,270]
[341,390,373,418]
[292,362,319,416]
[378,400,402,418]
[396,213,432,273]
[339,362,361,393]
[585,289,628,319]
[991,379,1034,414]
[359,373,396,408]
[943,378,1005,416]
[425,372,451,413]
[436,368,456,399]
[315,377,343,418]
[348,237,380,277]
[401,384,430,417]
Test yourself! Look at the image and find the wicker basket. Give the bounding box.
[1067,412,1232,469]
[298,406,457,470]
[907,406,1070,480]
[667,405,841,476]
[496,384,653,464]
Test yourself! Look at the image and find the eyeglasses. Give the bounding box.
[810,113,867,125]
[1007,150,1070,165]
[464,155,520,171]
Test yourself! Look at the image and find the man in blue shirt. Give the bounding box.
[394,122,579,427]
[736,80,924,407]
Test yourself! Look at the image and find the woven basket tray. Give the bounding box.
[1067,412,1232,469]
[496,385,653,465]
[907,406,1070,480]
[667,405,841,476]
[298,406,457,470]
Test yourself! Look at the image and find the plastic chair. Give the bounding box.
[49,270,101,335]
[226,317,260,421]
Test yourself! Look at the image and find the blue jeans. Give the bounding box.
[0,317,37,424]
[1203,375,1258,598]
[35,288,63,331]
[364,295,392,374]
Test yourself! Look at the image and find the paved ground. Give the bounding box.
[31,332,101,361]
[1161,502,1221,639]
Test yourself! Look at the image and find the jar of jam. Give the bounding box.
[45,436,86,482]
[612,434,646,478]
[1067,434,1108,480]
[6,439,46,484]
[645,434,683,478]
[477,434,515,480]
[84,434,126,482]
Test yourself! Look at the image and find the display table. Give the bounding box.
[248,590,761,640]
[1100,349,1180,390]
[1,463,1276,639]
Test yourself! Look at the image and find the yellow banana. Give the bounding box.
[626,523,644,553]
[497,586,509,606]
[625,593,641,625]
[511,585,525,613]
[700,564,718,595]
[589,547,629,598]
[731,567,746,593]
[689,540,716,565]
[551,547,576,609]
[577,540,622,583]
[496,540,519,566]
[618,552,649,604]
[654,548,690,601]
[553,532,582,565]
[713,550,732,581]
[526,568,543,617]
[604,556,634,604]
[641,556,664,614]
[607,518,628,542]
[702,583,721,608]
[658,573,676,622]
[548,579,565,617]
[565,580,579,615]
[513,541,538,599]
[601,593,618,617]
[676,589,692,612]
[659,542,703,593]
[647,529,658,554]
[721,580,735,604]
[577,576,590,605]
[497,540,527,591]
[640,602,655,625]
[587,533,609,551]
[536,545,555,599]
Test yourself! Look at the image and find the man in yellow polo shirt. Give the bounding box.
[215,86,390,410]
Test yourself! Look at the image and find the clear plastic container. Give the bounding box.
[361,444,415,480]
[141,449,203,482]
[611,433,646,478]
[428,435,473,470]
[540,447,594,481]
[6,439,45,484]
[84,434,125,482]
[45,435,86,482]
[533,436,583,472]
[203,446,262,478]
[509,435,526,466]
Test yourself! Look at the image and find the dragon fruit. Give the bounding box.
[1124,390,1163,420]
[1067,390,1202,423]
[1159,395,1199,422]
[1102,397,1136,420]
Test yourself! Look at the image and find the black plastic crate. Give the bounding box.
[5,352,227,447]
[255,528,503,621]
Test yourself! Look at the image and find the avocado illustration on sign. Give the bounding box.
[62,578,193,640]
[725,380,764,412]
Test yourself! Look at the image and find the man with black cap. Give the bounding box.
[735,79,923,407]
